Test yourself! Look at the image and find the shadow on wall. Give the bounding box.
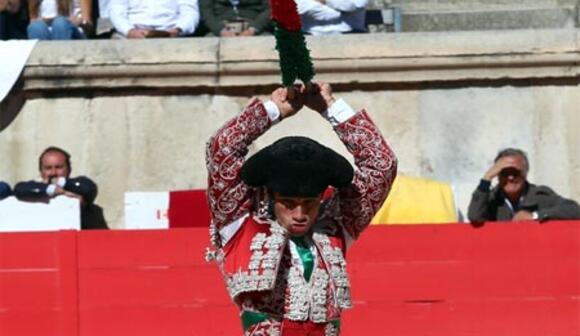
[0,79,25,131]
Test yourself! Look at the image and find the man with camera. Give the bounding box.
[468,148,580,224]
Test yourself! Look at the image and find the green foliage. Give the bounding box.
[273,22,315,86]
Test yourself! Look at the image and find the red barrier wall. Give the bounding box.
[1,221,579,336]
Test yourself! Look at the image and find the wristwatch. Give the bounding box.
[531,211,539,220]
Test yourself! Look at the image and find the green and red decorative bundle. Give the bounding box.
[269,0,315,88]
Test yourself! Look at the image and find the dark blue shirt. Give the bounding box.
[0,181,12,200]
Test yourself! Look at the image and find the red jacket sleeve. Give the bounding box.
[334,110,397,239]
[206,99,272,231]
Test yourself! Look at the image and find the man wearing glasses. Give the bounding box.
[468,148,580,225]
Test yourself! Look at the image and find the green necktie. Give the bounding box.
[291,237,314,282]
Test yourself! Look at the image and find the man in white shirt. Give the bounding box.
[109,0,199,38]
[294,0,367,36]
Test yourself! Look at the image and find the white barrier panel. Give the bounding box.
[124,192,169,229]
[0,196,80,232]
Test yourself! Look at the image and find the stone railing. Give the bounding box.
[21,29,580,91]
[1,29,579,228]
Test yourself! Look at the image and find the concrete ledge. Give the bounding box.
[401,7,577,32]
[22,29,580,92]
[384,0,580,12]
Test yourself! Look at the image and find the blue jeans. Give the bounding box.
[27,16,86,40]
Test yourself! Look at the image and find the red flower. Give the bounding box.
[270,0,302,32]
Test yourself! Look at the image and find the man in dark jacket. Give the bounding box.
[199,0,271,37]
[0,181,12,200]
[468,148,580,225]
[14,146,108,229]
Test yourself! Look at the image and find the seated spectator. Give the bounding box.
[294,0,367,36]
[14,146,108,229]
[27,0,94,40]
[109,0,199,38]
[468,148,580,225]
[0,0,28,40]
[0,181,12,200]
[199,0,271,37]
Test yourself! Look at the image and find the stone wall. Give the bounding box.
[1,29,578,228]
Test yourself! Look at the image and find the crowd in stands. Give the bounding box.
[0,0,368,40]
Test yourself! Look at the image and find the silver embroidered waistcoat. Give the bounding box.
[215,216,352,323]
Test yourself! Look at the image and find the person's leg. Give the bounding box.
[27,20,51,40]
[51,16,77,40]
[11,3,29,39]
[110,31,126,39]
[0,11,8,40]
[71,25,86,39]
[3,11,28,39]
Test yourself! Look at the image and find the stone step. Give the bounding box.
[367,2,579,33]
[402,7,577,32]
[376,0,579,12]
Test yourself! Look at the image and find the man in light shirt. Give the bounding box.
[294,0,367,36]
[109,0,199,38]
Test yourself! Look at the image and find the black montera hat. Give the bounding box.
[241,136,354,197]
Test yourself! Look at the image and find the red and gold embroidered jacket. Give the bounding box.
[206,98,397,334]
